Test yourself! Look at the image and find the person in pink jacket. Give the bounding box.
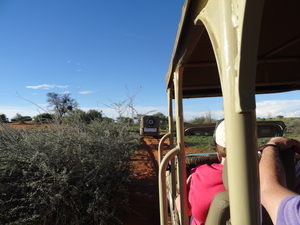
[176,119,226,225]
[177,120,300,225]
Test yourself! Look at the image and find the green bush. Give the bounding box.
[0,119,140,225]
[11,116,32,122]
[61,109,103,124]
[33,113,54,123]
[285,119,300,137]
[0,114,8,123]
[85,109,102,122]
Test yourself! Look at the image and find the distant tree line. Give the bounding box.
[2,91,300,135]
[0,114,8,123]
[11,113,32,122]
[1,93,105,124]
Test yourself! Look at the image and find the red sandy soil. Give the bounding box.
[2,121,35,128]
[128,136,196,225]
[127,136,162,225]
[4,122,197,225]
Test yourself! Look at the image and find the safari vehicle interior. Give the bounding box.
[160,121,288,225]
[158,0,300,224]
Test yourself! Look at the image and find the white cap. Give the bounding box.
[214,119,226,148]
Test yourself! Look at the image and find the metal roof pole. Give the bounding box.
[158,89,174,165]
[168,88,175,153]
[167,88,177,211]
[195,0,264,224]
[158,88,177,224]
[174,67,189,225]
[219,1,264,224]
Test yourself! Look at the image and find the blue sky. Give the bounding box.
[1,1,300,121]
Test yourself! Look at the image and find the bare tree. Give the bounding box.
[47,92,78,121]
[102,85,155,120]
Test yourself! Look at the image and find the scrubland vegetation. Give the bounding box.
[1,91,300,224]
[0,119,140,225]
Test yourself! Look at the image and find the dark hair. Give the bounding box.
[215,142,226,158]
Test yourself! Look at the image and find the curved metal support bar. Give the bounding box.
[159,146,180,225]
[195,0,264,224]
[158,132,171,165]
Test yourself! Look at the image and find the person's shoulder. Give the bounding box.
[192,163,222,173]
[277,195,300,225]
[211,163,223,167]
[280,195,300,207]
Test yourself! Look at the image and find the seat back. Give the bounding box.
[205,160,230,225]
[205,190,230,225]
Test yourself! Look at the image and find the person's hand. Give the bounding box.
[267,137,300,154]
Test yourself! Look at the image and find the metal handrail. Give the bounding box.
[158,132,171,165]
[159,146,180,225]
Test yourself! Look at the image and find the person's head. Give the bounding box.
[214,119,226,159]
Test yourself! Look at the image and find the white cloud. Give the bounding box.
[165,99,300,121]
[79,91,93,94]
[26,84,54,89]
[26,84,68,89]
[57,85,68,89]
[256,100,300,118]
[184,110,224,121]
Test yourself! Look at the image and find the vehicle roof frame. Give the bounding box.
[159,0,300,224]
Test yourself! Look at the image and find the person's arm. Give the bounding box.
[175,175,192,214]
[259,137,300,224]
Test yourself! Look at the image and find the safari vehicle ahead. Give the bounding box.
[158,0,300,225]
[140,115,160,137]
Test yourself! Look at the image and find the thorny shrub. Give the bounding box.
[0,119,140,225]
